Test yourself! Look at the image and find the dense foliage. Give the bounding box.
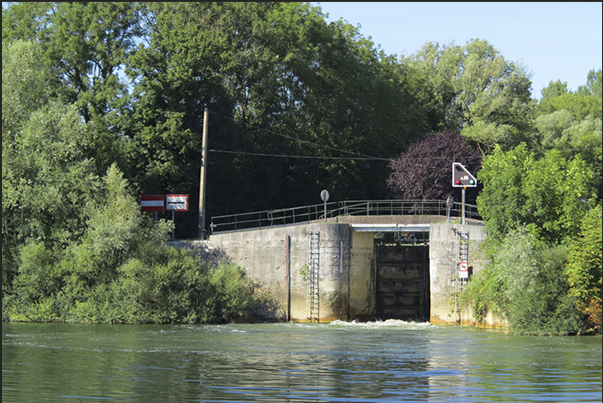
[460,230,585,335]
[400,39,535,154]
[465,140,600,334]
[4,2,438,237]
[387,130,482,204]
[2,164,260,324]
[3,2,601,329]
[565,204,602,330]
[460,69,601,334]
[476,144,597,245]
[2,39,259,324]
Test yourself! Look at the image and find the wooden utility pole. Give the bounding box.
[198,107,209,239]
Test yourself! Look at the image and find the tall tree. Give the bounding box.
[536,70,602,122]
[3,2,144,174]
[577,68,602,98]
[536,93,602,121]
[125,2,426,236]
[476,144,598,245]
[540,79,570,101]
[2,40,100,287]
[535,70,603,200]
[401,39,535,154]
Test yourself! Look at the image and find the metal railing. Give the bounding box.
[210,199,481,234]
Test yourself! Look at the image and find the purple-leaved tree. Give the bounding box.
[387,130,482,204]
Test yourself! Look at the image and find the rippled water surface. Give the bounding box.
[2,321,601,402]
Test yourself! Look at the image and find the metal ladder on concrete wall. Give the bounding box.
[453,230,469,322]
[455,230,470,293]
[307,231,320,322]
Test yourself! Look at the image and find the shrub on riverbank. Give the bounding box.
[565,204,602,332]
[3,246,256,324]
[461,221,600,335]
[2,165,260,325]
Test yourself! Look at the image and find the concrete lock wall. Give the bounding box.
[428,223,505,328]
[349,231,376,321]
[207,223,354,322]
[206,221,502,326]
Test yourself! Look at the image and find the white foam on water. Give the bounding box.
[329,319,433,330]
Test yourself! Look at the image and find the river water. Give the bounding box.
[2,320,601,402]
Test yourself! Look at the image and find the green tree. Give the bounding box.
[537,93,602,121]
[401,39,535,154]
[565,204,602,331]
[2,39,100,289]
[4,162,258,324]
[3,2,143,174]
[125,2,427,236]
[534,70,603,199]
[536,70,602,121]
[535,113,602,190]
[540,79,570,101]
[71,164,153,288]
[2,39,51,134]
[577,68,602,98]
[476,144,597,245]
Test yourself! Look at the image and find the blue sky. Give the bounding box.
[315,2,602,99]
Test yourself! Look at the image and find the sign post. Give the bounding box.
[452,163,477,225]
[166,194,189,240]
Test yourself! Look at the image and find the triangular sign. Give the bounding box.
[452,162,477,187]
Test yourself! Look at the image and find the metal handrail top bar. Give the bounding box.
[210,199,480,234]
[211,202,335,221]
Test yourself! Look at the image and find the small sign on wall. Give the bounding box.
[459,261,469,279]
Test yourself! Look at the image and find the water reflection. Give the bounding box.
[2,321,601,402]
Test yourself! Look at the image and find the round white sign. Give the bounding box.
[320,189,330,202]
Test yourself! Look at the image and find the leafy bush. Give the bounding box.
[461,228,587,335]
[3,165,261,324]
[565,204,602,331]
[4,239,259,325]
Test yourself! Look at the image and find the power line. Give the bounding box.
[209,149,389,161]
[207,110,483,164]
[209,110,383,160]
[208,149,480,173]
[210,148,481,162]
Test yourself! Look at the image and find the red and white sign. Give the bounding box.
[166,194,188,211]
[141,195,164,212]
[459,261,469,279]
